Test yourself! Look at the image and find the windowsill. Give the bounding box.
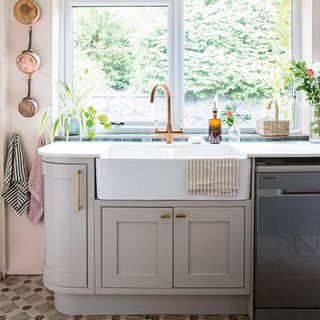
[55,133,308,142]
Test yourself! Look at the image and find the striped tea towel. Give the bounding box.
[2,133,30,215]
[187,157,240,196]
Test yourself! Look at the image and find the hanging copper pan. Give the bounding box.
[16,27,40,74]
[18,76,39,118]
[13,0,41,25]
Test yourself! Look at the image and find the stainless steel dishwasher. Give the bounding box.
[254,159,320,320]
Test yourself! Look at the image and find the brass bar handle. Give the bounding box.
[76,170,81,211]
[176,213,186,219]
[160,213,172,219]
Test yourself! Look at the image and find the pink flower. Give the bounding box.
[307,69,314,77]
[226,111,233,118]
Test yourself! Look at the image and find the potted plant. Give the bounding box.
[39,80,111,141]
[221,103,251,142]
[83,105,112,140]
[290,61,320,143]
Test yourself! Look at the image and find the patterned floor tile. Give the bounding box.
[23,294,43,305]
[48,312,74,320]
[37,302,57,316]
[6,311,33,320]
[203,317,229,320]
[13,286,32,296]
[0,276,249,320]
[1,302,22,318]
[85,316,111,320]
[164,316,186,320]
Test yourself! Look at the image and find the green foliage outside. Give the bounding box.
[73,0,292,102]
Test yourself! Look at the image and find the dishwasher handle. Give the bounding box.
[258,189,320,197]
[281,189,320,195]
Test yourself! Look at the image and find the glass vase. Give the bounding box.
[309,104,320,143]
[228,125,241,142]
[64,119,80,136]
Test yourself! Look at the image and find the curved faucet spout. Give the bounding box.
[150,83,183,144]
[150,83,171,128]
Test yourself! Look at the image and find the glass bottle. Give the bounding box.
[209,102,221,144]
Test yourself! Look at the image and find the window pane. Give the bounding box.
[73,6,168,122]
[184,0,293,128]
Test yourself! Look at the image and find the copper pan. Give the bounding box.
[18,76,39,118]
[16,27,40,74]
[13,0,41,25]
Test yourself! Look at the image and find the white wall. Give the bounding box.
[1,0,52,275]
[0,0,9,277]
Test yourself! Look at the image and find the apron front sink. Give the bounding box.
[96,143,251,200]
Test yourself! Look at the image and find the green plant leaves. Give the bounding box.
[88,129,96,139]
[51,118,61,142]
[98,114,108,124]
[38,78,113,141]
[86,118,94,128]
[103,122,112,129]
[88,106,97,116]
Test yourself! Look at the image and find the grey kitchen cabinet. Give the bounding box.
[100,207,173,288]
[174,207,245,288]
[43,162,87,288]
[99,205,247,290]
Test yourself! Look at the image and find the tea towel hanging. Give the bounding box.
[186,157,240,196]
[27,134,49,224]
[2,132,30,215]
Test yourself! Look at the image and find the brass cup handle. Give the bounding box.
[76,170,81,211]
[160,213,172,219]
[176,213,186,218]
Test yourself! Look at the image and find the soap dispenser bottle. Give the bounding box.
[209,102,221,144]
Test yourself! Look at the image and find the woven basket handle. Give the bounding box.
[267,100,279,121]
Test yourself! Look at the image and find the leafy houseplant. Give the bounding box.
[84,106,112,140]
[290,61,320,143]
[39,80,112,141]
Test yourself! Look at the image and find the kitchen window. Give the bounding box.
[62,0,297,133]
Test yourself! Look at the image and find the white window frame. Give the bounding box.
[60,0,182,134]
[61,0,299,134]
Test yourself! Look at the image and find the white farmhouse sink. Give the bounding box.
[96,143,251,200]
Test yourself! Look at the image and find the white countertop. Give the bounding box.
[38,142,110,158]
[230,141,320,157]
[38,141,320,158]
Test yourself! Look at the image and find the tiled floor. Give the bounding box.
[0,276,249,320]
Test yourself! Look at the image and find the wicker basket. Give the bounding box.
[256,100,290,136]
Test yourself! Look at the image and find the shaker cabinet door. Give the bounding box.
[43,162,87,288]
[174,207,245,288]
[100,207,173,288]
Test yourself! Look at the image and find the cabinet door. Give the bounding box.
[101,207,172,288]
[174,207,245,288]
[43,162,87,288]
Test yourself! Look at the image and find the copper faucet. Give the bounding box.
[150,83,183,144]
